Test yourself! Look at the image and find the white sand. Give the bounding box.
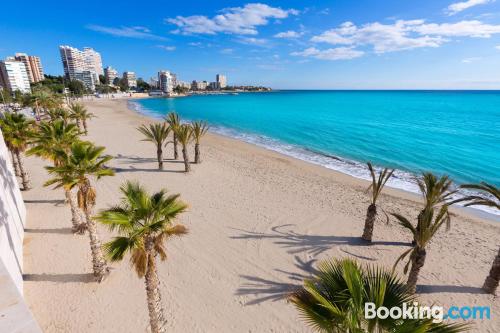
[22,99,500,332]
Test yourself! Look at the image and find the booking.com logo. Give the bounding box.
[364,302,491,323]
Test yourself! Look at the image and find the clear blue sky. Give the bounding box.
[2,0,500,89]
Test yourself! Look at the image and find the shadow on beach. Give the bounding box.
[231,224,411,257]
[236,256,318,305]
[25,227,73,235]
[23,273,95,283]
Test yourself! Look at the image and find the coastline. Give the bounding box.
[127,97,500,223]
[23,98,500,332]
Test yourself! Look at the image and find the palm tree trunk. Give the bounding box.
[83,119,88,135]
[157,145,163,170]
[81,189,108,281]
[482,247,500,295]
[144,238,166,333]
[361,203,377,242]
[65,189,86,234]
[75,119,82,131]
[407,247,426,293]
[194,143,200,164]
[173,134,178,159]
[182,146,190,172]
[15,151,30,190]
[10,149,21,177]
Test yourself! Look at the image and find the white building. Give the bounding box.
[59,45,103,91]
[83,47,103,77]
[191,80,208,91]
[0,58,31,94]
[123,71,137,88]
[158,70,174,93]
[216,74,227,89]
[104,66,118,85]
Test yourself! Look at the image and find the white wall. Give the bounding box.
[0,127,41,332]
[0,127,26,294]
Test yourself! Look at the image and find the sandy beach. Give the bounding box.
[22,98,499,332]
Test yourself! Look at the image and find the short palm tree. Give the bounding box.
[460,182,499,295]
[27,120,85,232]
[0,112,34,190]
[190,121,208,164]
[290,258,468,332]
[45,141,114,280]
[165,112,180,159]
[96,181,188,333]
[361,162,394,242]
[69,102,94,134]
[137,122,170,170]
[173,124,192,172]
[392,204,451,294]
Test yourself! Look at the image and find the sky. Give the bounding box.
[2,0,500,89]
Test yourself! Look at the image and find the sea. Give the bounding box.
[128,90,500,219]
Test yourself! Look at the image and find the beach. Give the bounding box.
[22,98,500,332]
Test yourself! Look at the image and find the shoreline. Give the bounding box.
[23,98,500,332]
[126,98,500,224]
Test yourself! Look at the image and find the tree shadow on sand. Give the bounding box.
[113,154,184,164]
[231,224,411,257]
[25,227,73,235]
[417,284,485,295]
[24,199,65,206]
[23,273,95,283]
[113,166,185,174]
[236,256,319,305]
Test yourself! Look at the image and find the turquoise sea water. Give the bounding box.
[129,91,500,217]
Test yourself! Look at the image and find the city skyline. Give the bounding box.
[2,0,500,89]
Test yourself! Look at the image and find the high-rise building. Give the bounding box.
[158,70,174,93]
[216,74,227,89]
[83,47,103,77]
[14,53,44,83]
[123,71,137,88]
[104,66,118,85]
[191,80,208,91]
[0,57,31,94]
[149,77,159,89]
[59,45,103,91]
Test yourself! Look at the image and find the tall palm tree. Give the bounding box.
[165,112,180,159]
[69,102,94,134]
[30,87,61,117]
[173,124,192,172]
[460,182,499,295]
[45,141,114,280]
[27,120,85,233]
[361,162,394,242]
[290,258,468,333]
[96,181,188,333]
[0,123,21,177]
[137,123,170,170]
[47,108,71,123]
[0,112,34,190]
[190,121,208,164]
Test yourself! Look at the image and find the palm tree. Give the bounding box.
[29,87,61,117]
[69,102,94,134]
[0,112,34,190]
[0,121,21,177]
[27,120,85,233]
[137,123,170,170]
[190,121,208,164]
[45,141,114,281]
[460,182,499,295]
[361,162,394,242]
[290,258,468,332]
[96,181,188,333]
[165,112,180,159]
[392,204,451,294]
[47,108,71,123]
[173,124,192,172]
